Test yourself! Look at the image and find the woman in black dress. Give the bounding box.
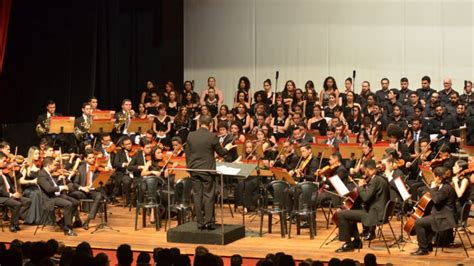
[306,105,328,136]
[173,107,191,143]
[153,104,172,148]
[166,90,180,119]
[234,103,252,134]
[270,104,290,140]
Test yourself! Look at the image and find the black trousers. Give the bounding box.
[234,177,260,210]
[69,190,103,219]
[114,172,132,204]
[191,174,215,226]
[414,215,435,251]
[0,197,31,225]
[50,196,74,228]
[337,209,367,242]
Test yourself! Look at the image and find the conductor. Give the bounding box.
[185,114,235,230]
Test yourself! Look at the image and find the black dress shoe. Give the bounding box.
[64,228,78,236]
[9,225,17,233]
[14,224,21,231]
[335,243,355,253]
[204,223,217,230]
[410,249,429,256]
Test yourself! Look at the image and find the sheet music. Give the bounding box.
[216,165,241,175]
[393,177,411,201]
[328,175,350,196]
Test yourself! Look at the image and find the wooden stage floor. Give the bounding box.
[1,203,473,265]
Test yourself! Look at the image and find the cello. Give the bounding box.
[403,192,433,235]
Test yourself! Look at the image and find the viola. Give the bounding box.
[2,163,21,174]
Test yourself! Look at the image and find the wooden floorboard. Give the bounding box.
[1,204,473,265]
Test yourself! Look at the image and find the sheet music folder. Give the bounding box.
[216,162,257,179]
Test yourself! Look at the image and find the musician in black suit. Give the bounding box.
[289,143,319,182]
[127,139,153,179]
[69,150,106,230]
[185,115,235,230]
[0,154,31,232]
[36,100,73,151]
[112,137,134,205]
[315,152,352,208]
[411,166,457,255]
[74,102,93,143]
[217,122,237,162]
[323,126,340,151]
[272,140,300,171]
[335,159,390,252]
[114,99,136,135]
[37,157,77,236]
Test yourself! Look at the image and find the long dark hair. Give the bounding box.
[323,76,338,91]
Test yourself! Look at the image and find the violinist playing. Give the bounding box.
[405,138,434,200]
[0,153,31,232]
[335,159,390,253]
[140,145,176,223]
[315,152,351,208]
[349,141,373,178]
[289,143,319,182]
[69,150,108,230]
[171,137,185,157]
[217,122,237,162]
[272,140,300,171]
[411,166,457,255]
[451,160,472,222]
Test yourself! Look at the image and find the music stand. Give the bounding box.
[420,166,435,186]
[89,119,115,134]
[49,116,75,134]
[92,110,115,120]
[92,170,114,189]
[310,144,334,159]
[339,143,362,160]
[90,170,119,233]
[270,167,296,186]
[373,143,390,161]
[128,118,153,134]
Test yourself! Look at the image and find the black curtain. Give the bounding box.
[0,0,183,124]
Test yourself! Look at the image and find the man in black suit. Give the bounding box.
[185,115,235,230]
[272,140,300,171]
[114,99,136,135]
[36,100,73,151]
[289,143,319,182]
[0,154,31,232]
[69,150,106,230]
[73,102,93,143]
[335,159,390,252]
[323,126,340,151]
[112,137,134,205]
[411,166,457,255]
[37,157,78,236]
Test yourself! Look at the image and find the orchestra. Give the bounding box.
[0,75,472,259]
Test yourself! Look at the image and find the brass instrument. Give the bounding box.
[115,111,130,133]
[74,116,92,141]
[36,116,51,138]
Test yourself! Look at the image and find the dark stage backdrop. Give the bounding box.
[0,0,183,124]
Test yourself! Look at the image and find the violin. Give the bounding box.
[425,153,449,168]
[105,143,120,154]
[2,162,21,174]
[315,164,338,178]
[90,157,108,172]
[128,145,142,157]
